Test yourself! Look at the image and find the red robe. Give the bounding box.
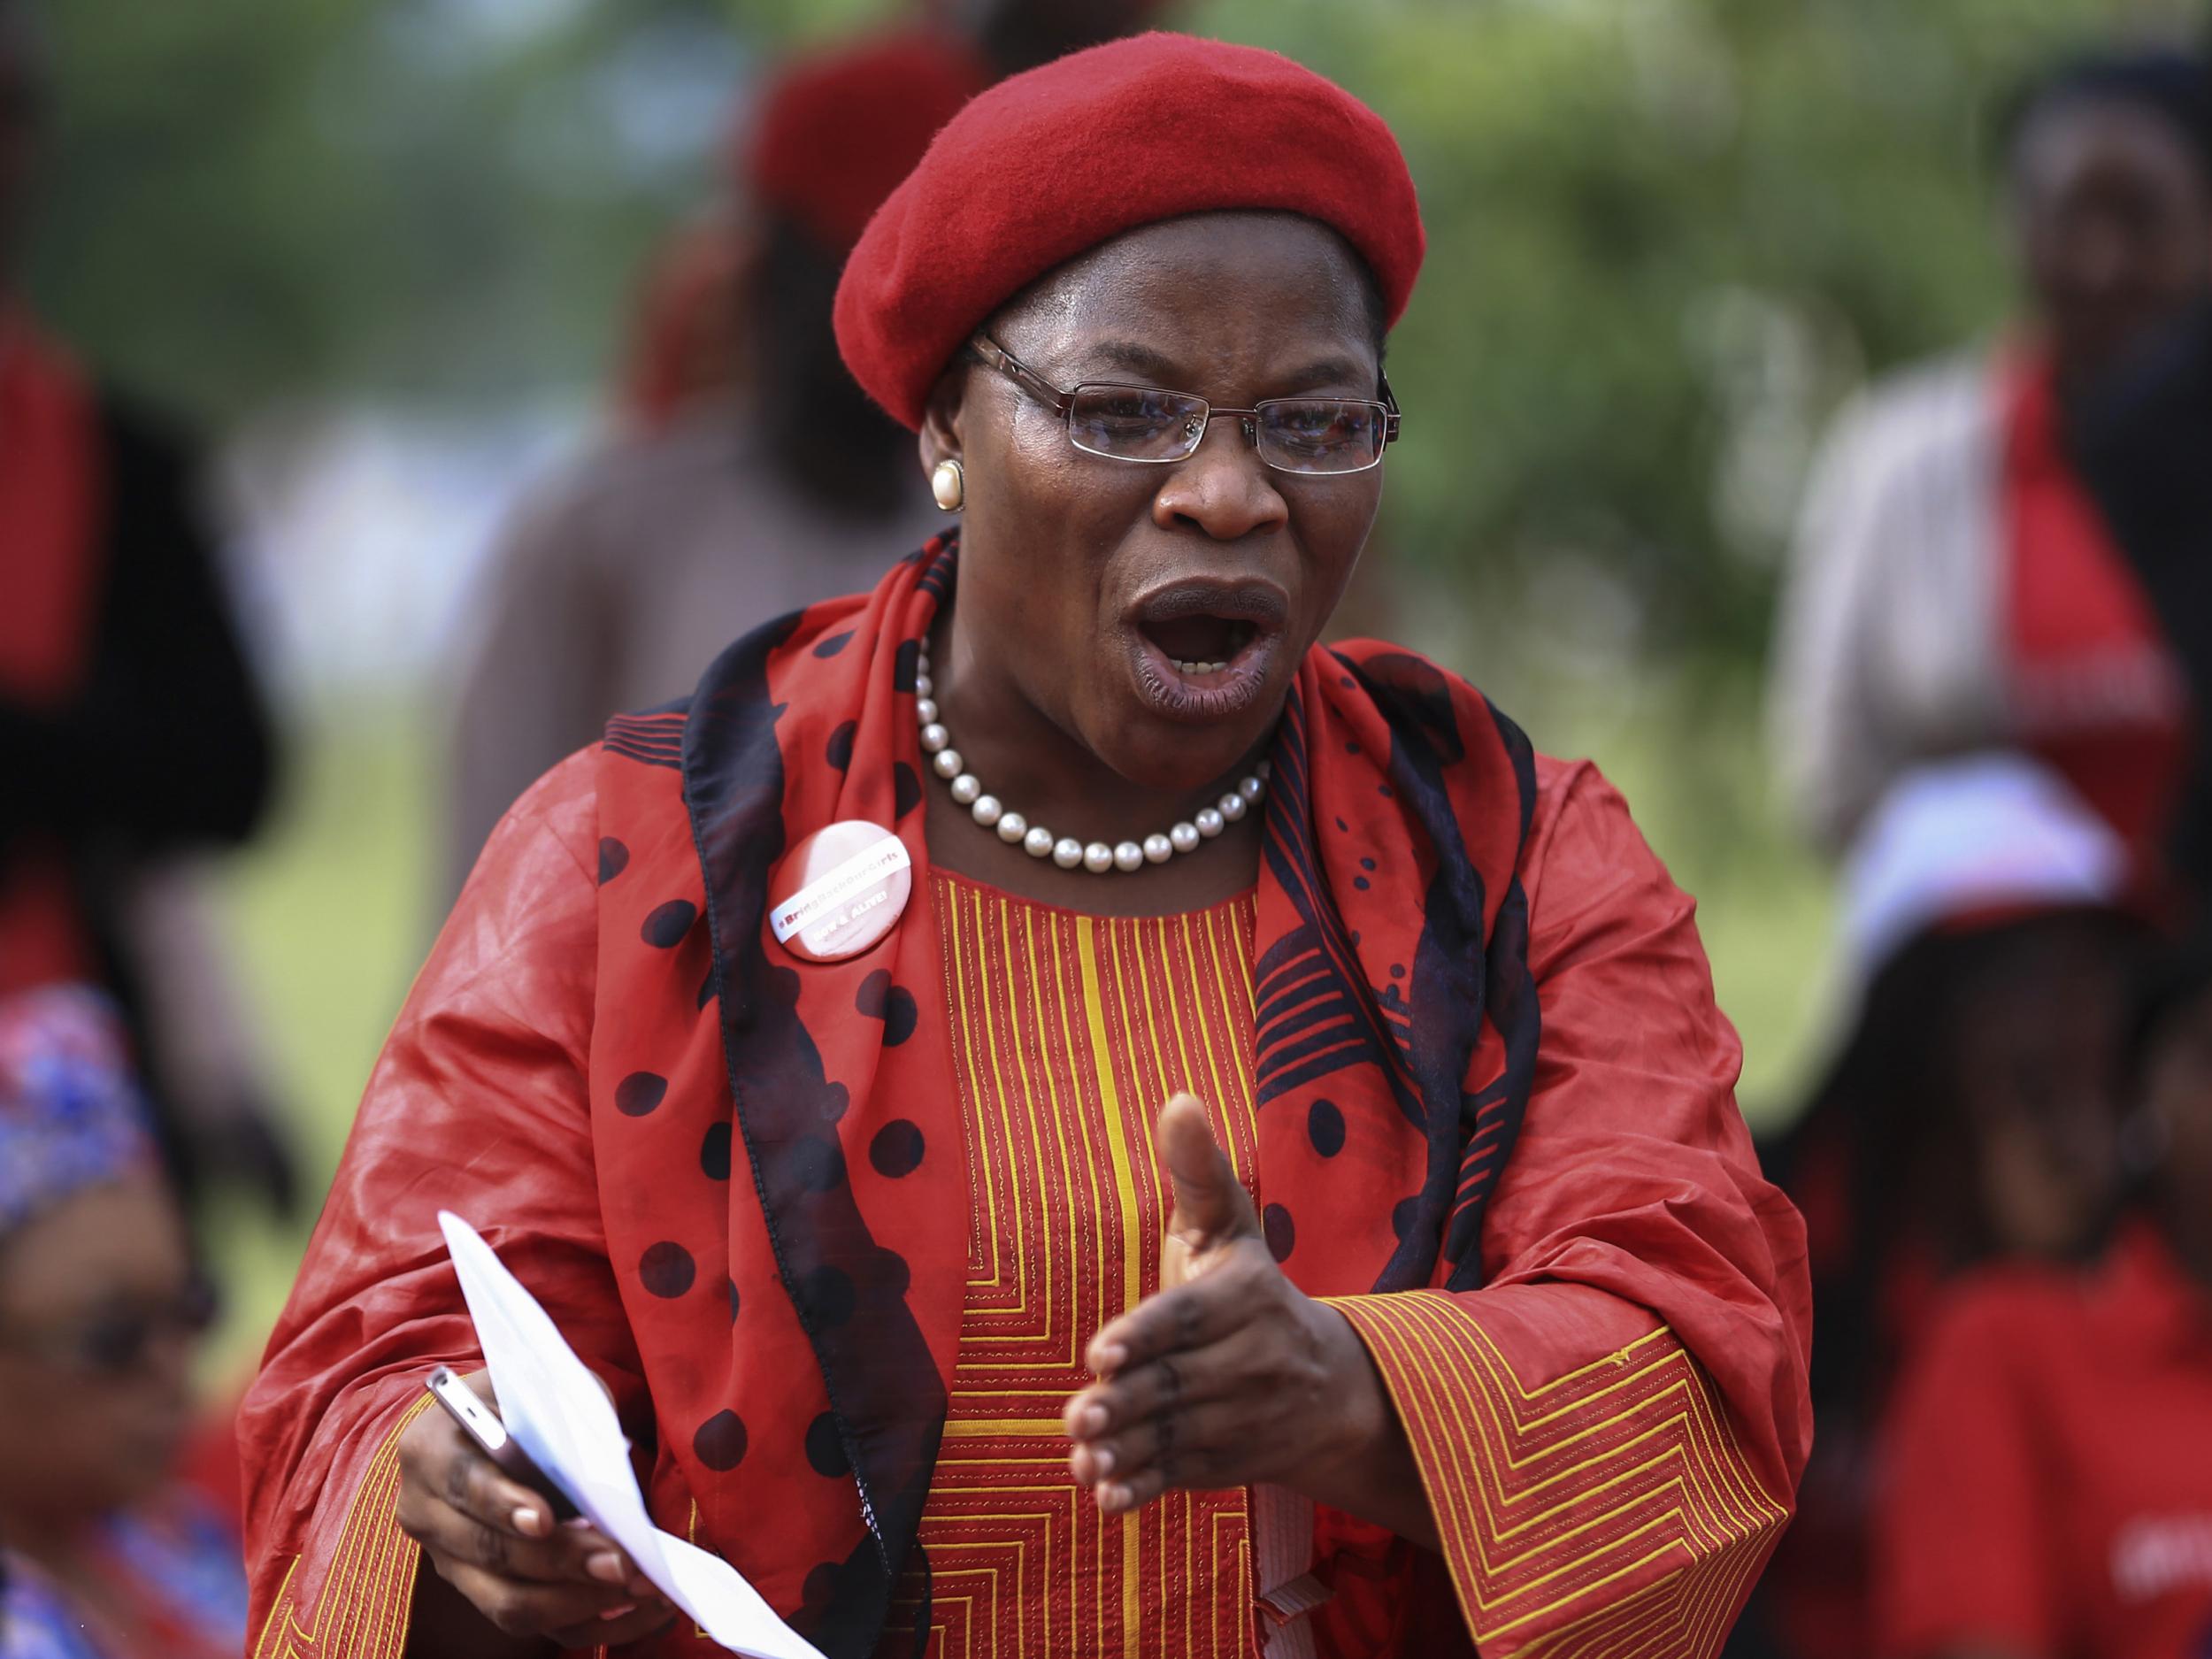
[242,540,1810,1657]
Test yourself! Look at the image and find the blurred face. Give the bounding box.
[2142,983,2212,1221]
[2014,98,2212,388]
[0,1175,203,1522]
[1954,919,2135,1256]
[926,212,1385,795]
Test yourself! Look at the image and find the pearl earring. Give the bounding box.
[930,458,965,512]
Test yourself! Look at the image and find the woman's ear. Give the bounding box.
[918,368,966,472]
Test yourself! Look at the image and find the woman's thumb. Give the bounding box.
[1158,1093,1257,1272]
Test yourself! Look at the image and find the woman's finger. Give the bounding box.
[1064,1341,1240,1441]
[398,1485,635,1589]
[398,1414,557,1542]
[1071,1397,1249,1502]
[1084,1240,1272,1375]
[1156,1094,1263,1252]
[432,1555,657,1640]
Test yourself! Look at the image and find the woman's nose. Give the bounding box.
[1152,416,1289,541]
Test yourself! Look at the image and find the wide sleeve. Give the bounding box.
[239,749,642,1659]
[1327,764,1813,1658]
[1869,1285,2056,1659]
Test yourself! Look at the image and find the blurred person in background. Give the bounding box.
[0,986,248,1659]
[1739,755,2156,1659]
[609,0,1174,441]
[1770,49,2212,868]
[1870,927,2212,1659]
[0,0,294,1225]
[446,32,982,887]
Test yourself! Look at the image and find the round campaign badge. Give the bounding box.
[768,821,911,962]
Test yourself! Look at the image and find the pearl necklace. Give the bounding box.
[912,642,1270,873]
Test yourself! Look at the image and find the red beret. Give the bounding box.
[834,32,1425,430]
[742,30,988,257]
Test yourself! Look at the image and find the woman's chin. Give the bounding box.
[1093,710,1277,801]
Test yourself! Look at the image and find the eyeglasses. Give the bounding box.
[0,1276,219,1377]
[968,334,1401,476]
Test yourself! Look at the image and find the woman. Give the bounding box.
[1870,932,2212,1659]
[0,987,249,1659]
[245,34,1810,1659]
[1769,50,2210,863]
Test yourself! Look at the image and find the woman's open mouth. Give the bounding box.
[1125,582,1286,723]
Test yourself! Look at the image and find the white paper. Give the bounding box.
[437,1211,828,1659]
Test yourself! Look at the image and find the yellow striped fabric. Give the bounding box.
[252,1392,431,1659]
[888,870,1265,1659]
[1325,1293,1788,1659]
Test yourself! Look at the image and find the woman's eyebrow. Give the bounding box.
[1075,340,1184,381]
[1072,341,1372,394]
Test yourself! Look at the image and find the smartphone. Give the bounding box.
[426,1365,580,1522]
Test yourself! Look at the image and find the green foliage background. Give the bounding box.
[35,0,2187,665]
[20,0,2201,1363]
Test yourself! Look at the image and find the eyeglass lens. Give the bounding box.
[1064,386,1386,474]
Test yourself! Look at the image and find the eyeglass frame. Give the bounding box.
[965,334,1402,474]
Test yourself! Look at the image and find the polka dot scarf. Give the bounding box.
[589,535,1540,1655]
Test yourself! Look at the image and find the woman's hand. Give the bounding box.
[396,1369,673,1655]
[1062,1095,1438,1548]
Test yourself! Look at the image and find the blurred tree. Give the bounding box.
[24,0,2200,672]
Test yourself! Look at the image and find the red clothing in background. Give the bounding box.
[0,311,102,994]
[2002,352,2191,856]
[1875,1225,2212,1659]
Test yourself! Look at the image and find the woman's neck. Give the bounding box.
[922,607,1271,917]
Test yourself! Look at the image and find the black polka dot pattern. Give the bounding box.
[804,1411,849,1478]
[701,1120,733,1180]
[1263,1203,1295,1263]
[869,1119,926,1179]
[825,720,856,772]
[802,1562,841,1617]
[801,1263,856,1328]
[614,1071,666,1118]
[642,900,697,948]
[812,630,855,658]
[894,762,922,818]
[873,1248,911,1295]
[693,1409,748,1471]
[893,638,922,694]
[726,1278,741,1322]
[1307,1099,1345,1158]
[639,1240,696,1298]
[1391,1195,1422,1241]
[856,972,918,1046]
[597,837,630,884]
